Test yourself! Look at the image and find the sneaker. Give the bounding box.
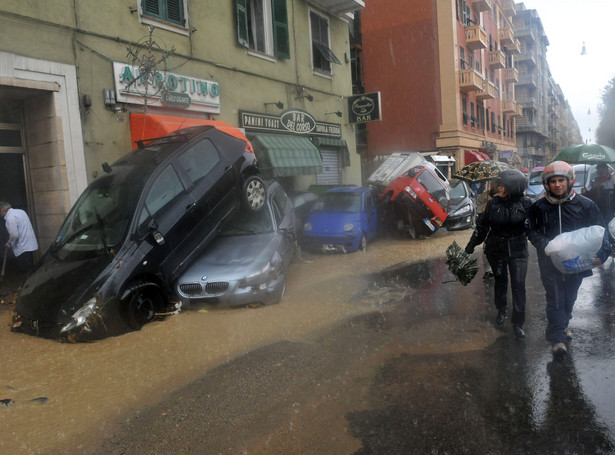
[513,325,526,339]
[496,310,506,326]
[483,271,494,280]
[552,343,568,361]
[565,328,573,340]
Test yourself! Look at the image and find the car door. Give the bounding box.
[135,162,198,282]
[176,137,240,244]
[269,184,295,267]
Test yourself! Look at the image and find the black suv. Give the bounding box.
[12,125,265,341]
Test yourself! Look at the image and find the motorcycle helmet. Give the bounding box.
[495,168,527,197]
[542,161,575,198]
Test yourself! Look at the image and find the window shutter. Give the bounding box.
[166,0,184,26]
[272,0,290,59]
[236,0,249,48]
[143,0,161,19]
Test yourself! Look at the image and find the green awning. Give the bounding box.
[252,134,323,177]
[312,137,351,167]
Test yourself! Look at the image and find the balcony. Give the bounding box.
[503,67,519,83]
[504,38,521,54]
[517,73,538,88]
[307,0,365,16]
[488,50,506,69]
[471,0,492,12]
[458,69,484,92]
[517,97,539,110]
[502,0,516,16]
[499,27,515,46]
[465,25,488,51]
[476,80,498,100]
[517,49,537,67]
[502,99,523,117]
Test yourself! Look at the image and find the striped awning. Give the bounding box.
[251,134,323,177]
[311,137,351,167]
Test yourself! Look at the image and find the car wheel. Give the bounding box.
[126,287,161,331]
[243,175,266,211]
[360,233,368,252]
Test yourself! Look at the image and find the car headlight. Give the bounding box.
[404,186,417,198]
[304,222,312,231]
[239,254,281,289]
[60,296,98,333]
[344,223,355,232]
[452,204,472,216]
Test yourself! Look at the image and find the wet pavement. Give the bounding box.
[84,247,615,455]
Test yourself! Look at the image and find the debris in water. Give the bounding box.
[1,398,14,407]
[29,397,49,404]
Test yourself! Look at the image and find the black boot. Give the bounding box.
[513,324,526,339]
[496,310,506,326]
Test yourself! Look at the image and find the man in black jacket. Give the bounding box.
[527,161,611,360]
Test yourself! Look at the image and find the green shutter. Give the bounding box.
[142,0,161,19]
[166,0,184,26]
[236,0,249,48]
[271,0,290,59]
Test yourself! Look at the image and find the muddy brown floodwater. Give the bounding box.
[0,230,471,455]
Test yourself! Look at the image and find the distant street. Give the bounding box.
[2,230,615,454]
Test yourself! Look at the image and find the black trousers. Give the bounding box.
[487,253,528,327]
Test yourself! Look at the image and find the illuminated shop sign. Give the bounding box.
[112,62,221,113]
[347,92,381,123]
[239,109,341,138]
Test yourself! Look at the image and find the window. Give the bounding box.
[236,0,290,59]
[459,47,465,70]
[311,10,341,73]
[138,165,185,234]
[491,112,496,133]
[177,139,220,186]
[462,98,468,125]
[470,102,475,127]
[141,0,184,26]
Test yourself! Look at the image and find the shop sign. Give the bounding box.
[239,109,341,138]
[347,92,381,123]
[113,62,220,113]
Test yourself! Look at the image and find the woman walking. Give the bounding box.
[465,169,532,338]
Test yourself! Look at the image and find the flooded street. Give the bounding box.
[0,230,471,454]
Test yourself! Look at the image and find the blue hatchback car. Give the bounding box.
[301,187,379,253]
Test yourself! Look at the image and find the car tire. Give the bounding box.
[360,233,368,252]
[126,287,161,331]
[243,175,266,212]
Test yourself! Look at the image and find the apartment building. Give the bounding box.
[0,0,364,251]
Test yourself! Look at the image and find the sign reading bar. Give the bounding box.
[347,92,381,124]
[239,109,341,138]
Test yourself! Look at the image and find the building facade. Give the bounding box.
[0,0,364,252]
[358,0,580,176]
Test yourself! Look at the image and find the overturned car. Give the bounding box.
[12,124,265,341]
[369,152,451,239]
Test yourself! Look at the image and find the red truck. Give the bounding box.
[368,152,451,239]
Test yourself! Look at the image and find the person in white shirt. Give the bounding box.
[0,201,38,274]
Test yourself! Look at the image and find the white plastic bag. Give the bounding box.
[608,216,615,240]
[544,225,605,274]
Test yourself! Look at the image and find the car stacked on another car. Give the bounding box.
[175,180,295,308]
[12,124,265,341]
[301,186,379,253]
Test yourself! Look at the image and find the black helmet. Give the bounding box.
[496,168,526,197]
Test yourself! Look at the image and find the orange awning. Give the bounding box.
[464,150,489,164]
[129,113,253,153]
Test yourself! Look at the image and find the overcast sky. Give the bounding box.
[516,0,615,144]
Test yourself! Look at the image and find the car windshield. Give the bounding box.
[449,180,468,205]
[528,172,543,185]
[53,167,146,258]
[220,204,274,236]
[312,192,362,212]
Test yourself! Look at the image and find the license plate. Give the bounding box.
[423,218,436,231]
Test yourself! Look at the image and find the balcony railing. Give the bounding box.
[505,38,521,54]
[517,49,538,66]
[502,0,516,16]
[499,27,515,46]
[465,25,488,51]
[517,73,538,88]
[503,67,519,83]
[471,0,492,12]
[502,99,523,117]
[488,50,506,69]
[458,69,484,92]
[517,97,538,110]
[476,80,497,100]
